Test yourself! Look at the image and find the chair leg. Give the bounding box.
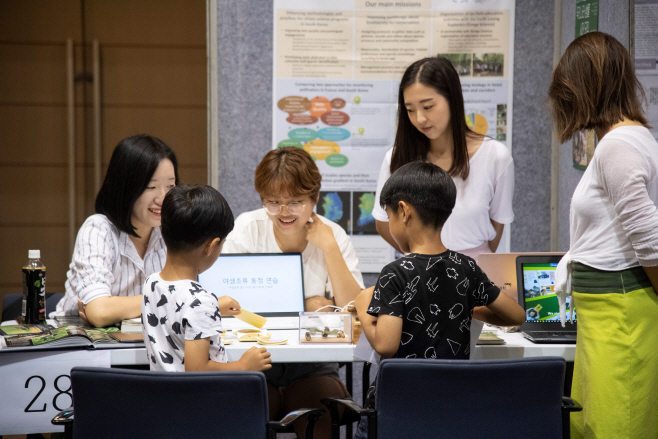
[325,400,341,439]
[305,410,324,439]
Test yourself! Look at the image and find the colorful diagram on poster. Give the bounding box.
[277,95,350,167]
[465,113,488,135]
[352,192,377,235]
[317,191,351,233]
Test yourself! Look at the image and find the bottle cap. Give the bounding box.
[28,250,40,259]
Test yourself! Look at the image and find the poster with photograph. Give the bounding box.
[572,129,597,170]
[273,0,516,272]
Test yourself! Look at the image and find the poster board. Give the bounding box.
[272,0,515,271]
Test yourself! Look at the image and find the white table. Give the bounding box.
[0,324,575,435]
[111,329,356,365]
[473,331,576,361]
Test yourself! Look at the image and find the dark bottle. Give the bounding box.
[22,249,46,324]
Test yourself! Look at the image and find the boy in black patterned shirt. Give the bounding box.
[355,161,524,361]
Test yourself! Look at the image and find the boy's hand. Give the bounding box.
[239,346,272,371]
[217,296,241,316]
[355,286,375,314]
[305,212,337,253]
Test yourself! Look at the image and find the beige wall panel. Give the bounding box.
[0,44,71,104]
[0,106,86,166]
[0,226,69,294]
[102,107,207,166]
[84,0,205,46]
[0,166,68,225]
[0,0,81,43]
[0,106,68,165]
[101,47,205,106]
[178,165,208,186]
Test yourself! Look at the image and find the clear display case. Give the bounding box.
[299,312,352,343]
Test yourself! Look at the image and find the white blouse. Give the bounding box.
[372,137,515,252]
[52,214,167,316]
[556,126,658,321]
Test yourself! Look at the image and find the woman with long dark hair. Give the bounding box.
[549,32,658,438]
[373,57,514,260]
[53,135,239,327]
[52,135,179,327]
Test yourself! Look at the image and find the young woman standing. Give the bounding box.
[373,57,515,260]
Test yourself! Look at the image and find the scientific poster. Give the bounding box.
[273,0,515,272]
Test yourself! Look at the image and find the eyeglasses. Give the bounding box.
[262,201,306,215]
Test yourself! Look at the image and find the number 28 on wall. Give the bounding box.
[24,374,72,412]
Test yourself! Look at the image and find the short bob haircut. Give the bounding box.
[391,57,481,179]
[548,31,649,143]
[380,160,456,229]
[95,134,179,237]
[160,185,234,253]
[254,147,322,201]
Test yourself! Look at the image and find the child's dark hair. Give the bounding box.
[380,161,456,229]
[161,185,234,253]
[95,134,179,237]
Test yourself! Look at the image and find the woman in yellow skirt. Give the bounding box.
[548,32,658,438]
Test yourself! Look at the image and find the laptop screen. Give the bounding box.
[517,256,576,324]
[198,253,305,316]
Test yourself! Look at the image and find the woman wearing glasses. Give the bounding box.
[222,146,364,439]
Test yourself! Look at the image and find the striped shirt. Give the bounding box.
[51,214,167,317]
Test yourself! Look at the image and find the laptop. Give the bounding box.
[516,255,577,344]
[478,252,565,302]
[198,253,306,329]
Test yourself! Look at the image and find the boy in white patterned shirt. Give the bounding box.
[142,184,271,372]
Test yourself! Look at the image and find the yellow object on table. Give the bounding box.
[234,309,267,328]
[236,329,271,342]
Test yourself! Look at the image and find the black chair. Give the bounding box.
[2,292,64,322]
[52,367,323,439]
[323,357,582,439]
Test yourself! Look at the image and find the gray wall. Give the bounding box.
[557,0,630,250]
[510,0,556,252]
[214,1,611,277]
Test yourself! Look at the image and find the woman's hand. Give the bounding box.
[305,212,337,253]
[304,211,363,308]
[77,300,90,324]
[217,296,241,316]
[488,219,505,252]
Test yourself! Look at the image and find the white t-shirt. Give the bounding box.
[555,126,658,320]
[52,214,167,316]
[372,137,515,251]
[142,273,227,372]
[222,209,365,299]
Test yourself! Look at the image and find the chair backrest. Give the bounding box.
[2,293,22,322]
[70,367,269,439]
[375,357,565,439]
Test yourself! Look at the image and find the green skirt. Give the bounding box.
[571,263,658,439]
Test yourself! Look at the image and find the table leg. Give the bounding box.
[362,362,371,406]
[346,362,353,438]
